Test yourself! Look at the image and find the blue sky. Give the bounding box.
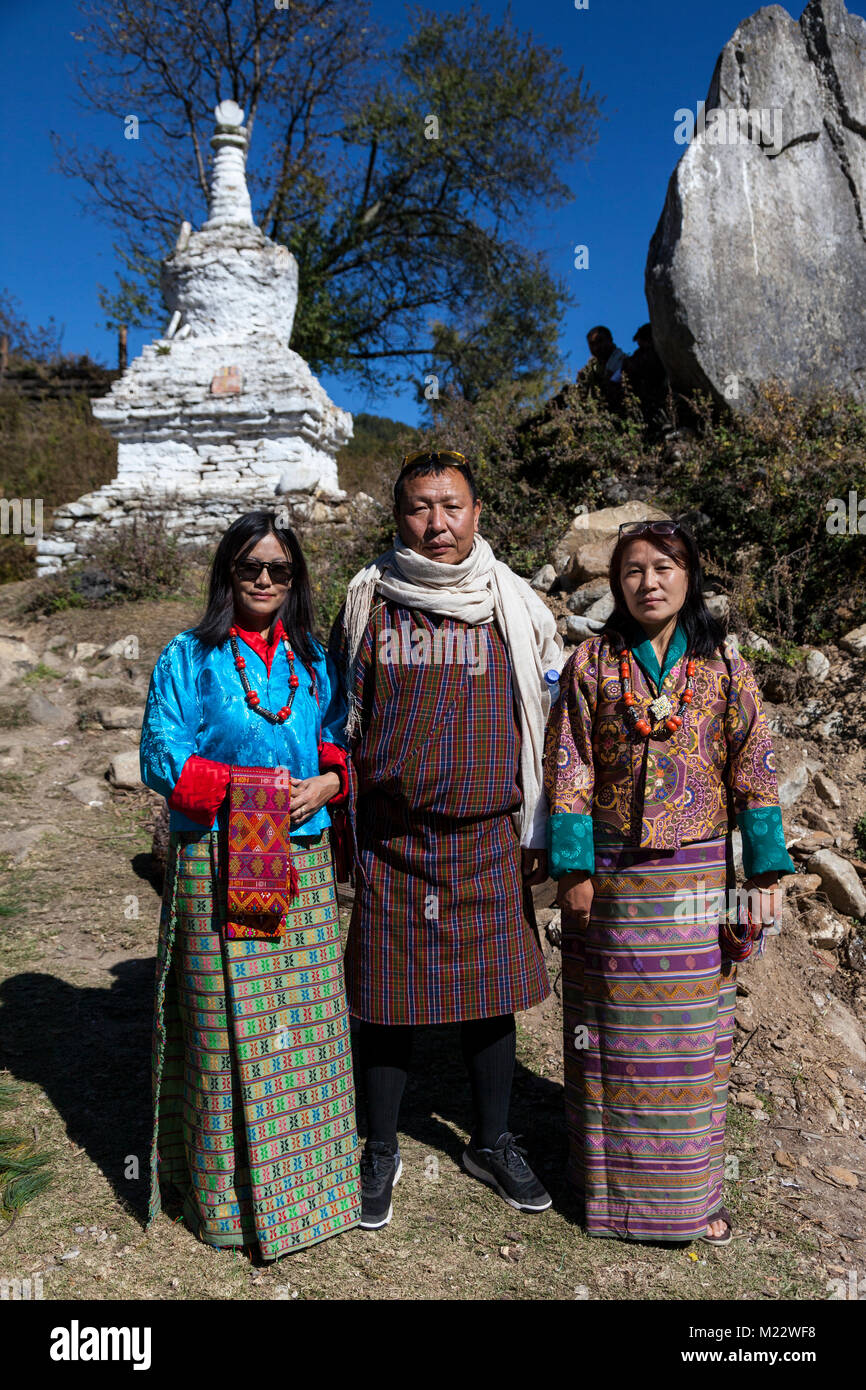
[2,0,861,426]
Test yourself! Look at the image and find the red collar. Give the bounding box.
[231,618,286,674]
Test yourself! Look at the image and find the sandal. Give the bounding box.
[699,1204,733,1246]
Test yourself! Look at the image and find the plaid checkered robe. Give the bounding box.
[340,600,550,1025]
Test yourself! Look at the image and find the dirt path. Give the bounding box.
[0,601,864,1301]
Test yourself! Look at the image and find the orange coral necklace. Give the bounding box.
[619,648,696,737]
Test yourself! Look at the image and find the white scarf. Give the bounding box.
[342,535,561,845]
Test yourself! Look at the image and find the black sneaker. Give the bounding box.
[462,1132,552,1213]
[359,1141,403,1230]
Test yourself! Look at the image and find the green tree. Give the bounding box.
[56,1,602,397]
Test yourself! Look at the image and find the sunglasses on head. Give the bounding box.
[400,448,467,469]
[233,557,294,586]
[618,519,682,538]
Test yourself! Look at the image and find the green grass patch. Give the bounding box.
[21,662,62,683]
[0,1082,54,1222]
[0,885,21,918]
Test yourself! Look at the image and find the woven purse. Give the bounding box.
[224,766,299,941]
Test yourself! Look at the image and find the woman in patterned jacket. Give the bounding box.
[543,518,793,1246]
[140,511,361,1259]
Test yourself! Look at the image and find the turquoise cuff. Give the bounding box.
[548,812,595,878]
[737,806,795,878]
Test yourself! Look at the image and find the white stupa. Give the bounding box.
[37,100,352,572]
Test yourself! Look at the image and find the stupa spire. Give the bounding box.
[203,99,254,229]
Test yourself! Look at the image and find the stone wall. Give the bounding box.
[38,480,359,571]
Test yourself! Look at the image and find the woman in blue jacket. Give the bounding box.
[140,510,360,1259]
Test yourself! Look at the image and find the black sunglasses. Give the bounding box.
[233,557,293,586]
[618,519,682,538]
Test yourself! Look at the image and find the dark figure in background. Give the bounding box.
[576,325,627,410]
[624,322,668,430]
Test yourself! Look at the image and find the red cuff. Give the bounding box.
[169,754,231,825]
[318,741,349,806]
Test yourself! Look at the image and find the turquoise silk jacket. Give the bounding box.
[140,624,349,836]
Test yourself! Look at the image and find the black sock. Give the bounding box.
[359,1021,413,1150]
[460,1014,516,1149]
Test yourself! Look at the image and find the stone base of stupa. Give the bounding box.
[36,477,355,573]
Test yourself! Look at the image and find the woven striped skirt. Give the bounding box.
[562,835,736,1242]
[148,827,361,1259]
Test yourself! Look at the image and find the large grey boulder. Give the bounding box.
[646,0,866,411]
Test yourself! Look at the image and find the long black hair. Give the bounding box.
[600,522,726,658]
[192,511,319,668]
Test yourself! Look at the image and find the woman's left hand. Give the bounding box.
[290,772,341,827]
[743,872,783,930]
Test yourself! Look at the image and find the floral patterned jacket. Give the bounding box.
[543,622,794,880]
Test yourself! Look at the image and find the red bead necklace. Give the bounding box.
[619,648,696,738]
[230,626,300,725]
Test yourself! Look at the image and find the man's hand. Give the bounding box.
[556,870,594,929]
[521,849,548,885]
[290,772,341,827]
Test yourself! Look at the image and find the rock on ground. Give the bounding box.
[66,777,109,809]
[108,751,144,790]
[808,848,866,918]
[530,564,556,593]
[0,824,58,865]
[778,761,811,808]
[822,996,866,1063]
[813,770,842,808]
[26,693,69,726]
[565,614,605,645]
[98,707,144,731]
[840,622,866,655]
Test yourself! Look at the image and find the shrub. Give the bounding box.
[415,381,866,644]
[0,388,116,584]
[25,514,192,614]
[657,385,866,643]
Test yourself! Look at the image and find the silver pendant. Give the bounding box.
[648,693,673,720]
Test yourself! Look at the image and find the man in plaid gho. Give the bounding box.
[333,450,561,1228]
